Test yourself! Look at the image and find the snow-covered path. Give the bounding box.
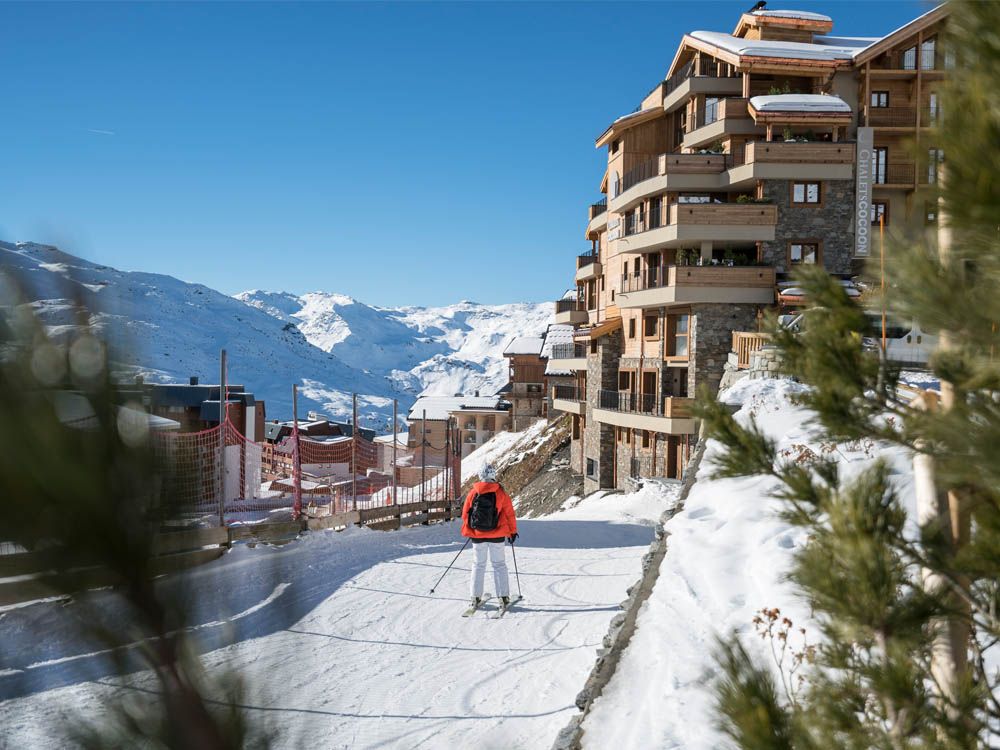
[0,490,671,749]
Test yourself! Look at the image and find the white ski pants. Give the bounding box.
[470,541,509,598]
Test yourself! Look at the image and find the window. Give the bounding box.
[590,340,597,355]
[927,148,944,184]
[872,201,889,227]
[925,201,938,224]
[927,93,939,125]
[586,458,596,478]
[870,91,889,108]
[789,242,819,265]
[611,140,620,155]
[678,194,711,204]
[643,315,658,338]
[903,46,917,70]
[921,37,936,70]
[704,96,720,126]
[792,182,821,205]
[629,318,636,339]
[650,196,662,230]
[641,430,651,449]
[668,314,690,358]
[873,147,888,184]
[600,275,605,291]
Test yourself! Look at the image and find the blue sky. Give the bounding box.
[0,1,928,306]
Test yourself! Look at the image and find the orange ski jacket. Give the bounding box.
[461,481,517,539]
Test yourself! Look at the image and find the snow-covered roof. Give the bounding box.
[561,288,577,301]
[374,432,409,446]
[408,395,507,421]
[541,324,576,376]
[503,336,544,356]
[689,30,869,61]
[751,9,832,23]
[749,94,852,113]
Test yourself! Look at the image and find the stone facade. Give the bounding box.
[583,330,622,493]
[759,178,854,276]
[688,303,759,396]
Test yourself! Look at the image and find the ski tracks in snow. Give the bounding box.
[0,516,657,749]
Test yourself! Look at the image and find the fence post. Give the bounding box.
[420,409,426,507]
[218,349,227,527]
[391,399,398,508]
[292,384,302,520]
[352,394,358,513]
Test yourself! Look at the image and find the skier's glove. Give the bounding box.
[507,533,518,545]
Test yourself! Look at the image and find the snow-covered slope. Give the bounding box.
[236,290,552,402]
[1,241,551,426]
[579,377,917,749]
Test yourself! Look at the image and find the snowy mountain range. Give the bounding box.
[0,241,552,426]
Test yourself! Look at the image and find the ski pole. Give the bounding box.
[510,540,522,598]
[430,538,470,594]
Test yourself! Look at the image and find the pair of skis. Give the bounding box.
[462,594,523,619]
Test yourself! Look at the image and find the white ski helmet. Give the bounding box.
[479,464,497,482]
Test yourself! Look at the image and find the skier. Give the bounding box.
[461,464,518,611]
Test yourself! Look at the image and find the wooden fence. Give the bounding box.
[0,498,460,607]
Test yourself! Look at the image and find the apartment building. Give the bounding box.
[503,323,577,429]
[407,394,512,461]
[503,336,547,430]
[552,5,948,492]
[119,376,266,441]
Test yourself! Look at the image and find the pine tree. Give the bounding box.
[699,2,1000,745]
[0,282,271,748]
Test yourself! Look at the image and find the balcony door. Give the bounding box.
[641,371,657,413]
[873,147,888,184]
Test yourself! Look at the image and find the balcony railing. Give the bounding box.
[621,157,659,193]
[689,98,749,131]
[664,59,740,96]
[577,251,599,269]
[550,343,588,359]
[555,298,583,314]
[744,141,854,165]
[623,201,777,237]
[868,107,917,127]
[589,198,607,219]
[874,164,915,185]
[598,390,695,418]
[552,385,583,401]
[621,263,775,294]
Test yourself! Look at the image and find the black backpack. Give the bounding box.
[468,491,499,531]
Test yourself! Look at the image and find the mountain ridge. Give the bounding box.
[1,241,552,427]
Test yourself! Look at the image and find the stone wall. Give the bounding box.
[583,330,623,493]
[759,178,854,275]
[614,435,659,489]
[688,303,759,396]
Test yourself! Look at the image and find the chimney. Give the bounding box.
[474,390,479,397]
[135,375,144,385]
[189,376,199,386]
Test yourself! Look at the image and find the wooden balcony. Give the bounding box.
[744,141,855,165]
[618,264,776,310]
[669,202,777,227]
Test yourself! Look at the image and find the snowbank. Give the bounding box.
[580,378,915,749]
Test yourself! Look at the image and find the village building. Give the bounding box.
[549,4,948,491]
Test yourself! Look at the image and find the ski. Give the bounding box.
[493,595,523,619]
[462,594,492,617]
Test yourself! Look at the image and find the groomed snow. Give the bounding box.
[750,94,852,113]
[580,377,917,749]
[0,482,679,749]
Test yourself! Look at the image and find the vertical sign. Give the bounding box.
[855,127,874,257]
